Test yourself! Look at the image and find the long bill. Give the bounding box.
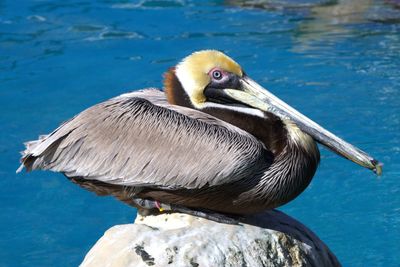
[222,76,382,175]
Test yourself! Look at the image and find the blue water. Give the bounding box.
[1,0,399,266]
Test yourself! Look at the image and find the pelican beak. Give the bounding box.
[222,76,382,175]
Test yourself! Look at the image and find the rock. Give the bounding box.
[80,210,340,267]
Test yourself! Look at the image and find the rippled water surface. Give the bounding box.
[1,0,399,266]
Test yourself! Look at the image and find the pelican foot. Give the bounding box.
[132,197,240,224]
[132,197,171,215]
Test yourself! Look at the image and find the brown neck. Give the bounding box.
[164,68,194,108]
[204,107,287,155]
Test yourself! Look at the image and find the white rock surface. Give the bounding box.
[81,210,340,267]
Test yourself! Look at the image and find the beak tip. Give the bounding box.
[372,160,383,176]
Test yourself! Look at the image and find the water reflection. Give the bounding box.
[226,0,400,51]
[293,0,373,51]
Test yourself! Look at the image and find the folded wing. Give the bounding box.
[18,89,270,190]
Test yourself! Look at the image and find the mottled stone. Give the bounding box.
[80,210,340,267]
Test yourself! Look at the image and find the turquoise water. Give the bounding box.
[1,0,399,266]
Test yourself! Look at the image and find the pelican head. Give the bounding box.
[164,50,382,175]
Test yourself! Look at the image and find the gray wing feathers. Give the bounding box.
[19,89,266,189]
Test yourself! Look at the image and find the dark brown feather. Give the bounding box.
[164,68,193,108]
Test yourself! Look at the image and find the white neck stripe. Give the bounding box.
[199,102,265,118]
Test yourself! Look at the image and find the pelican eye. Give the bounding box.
[211,69,223,80]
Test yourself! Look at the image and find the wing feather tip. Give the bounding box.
[16,164,24,173]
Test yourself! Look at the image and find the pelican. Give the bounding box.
[18,50,382,222]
